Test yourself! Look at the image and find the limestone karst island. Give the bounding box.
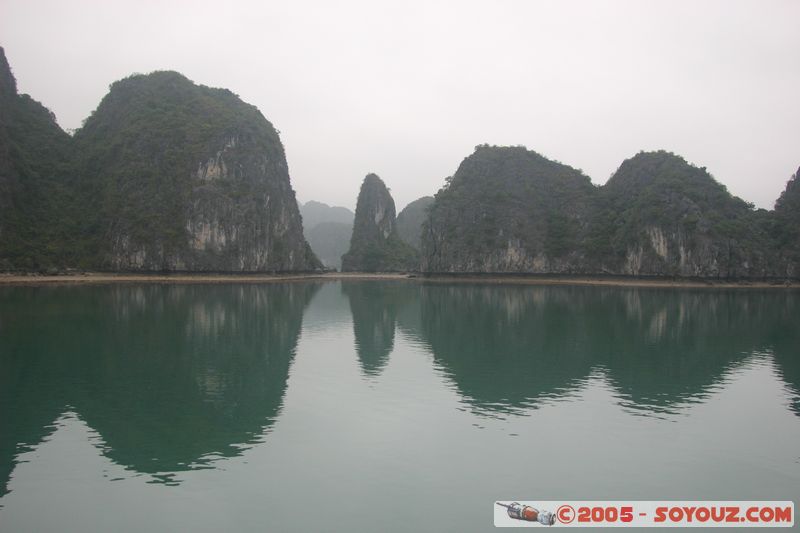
[1,46,797,281]
[1,2,799,530]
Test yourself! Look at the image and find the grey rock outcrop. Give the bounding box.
[341,174,417,272]
[74,71,320,271]
[590,151,774,278]
[421,146,788,279]
[772,167,800,277]
[421,145,594,273]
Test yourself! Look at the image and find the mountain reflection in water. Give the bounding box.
[0,283,319,494]
[411,284,800,416]
[0,281,798,499]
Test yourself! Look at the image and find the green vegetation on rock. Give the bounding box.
[422,145,797,279]
[74,70,319,271]
[0,47,74,271]
[341,174,418,272]
[2,45,798,278]
[422,145,594,273]
[588,151,772,278]
[0,47,319,272]
[772,167,800,277]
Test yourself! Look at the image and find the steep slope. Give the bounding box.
[591,151,772,278]
[0,46,74,271]
[772,167,800,277]
[299,201,353,269]
[421,145,595,273]
[341,174,417,272]
[396,196,433,250]
[73,71,319,271]
[0,47,19,256]
[421,147,782,278]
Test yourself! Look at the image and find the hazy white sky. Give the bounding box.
[1,0,798,211]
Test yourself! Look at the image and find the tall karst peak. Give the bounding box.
[341,173,417,272]
[772,166,800,276]
[421,145,786,279]
[72,69,320,271]
[0,46,17,99]
[421,145,594,273]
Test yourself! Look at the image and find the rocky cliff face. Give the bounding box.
[772,167,800,277]
[1,45,795,278]
[421,145,595,273]
[74,71,319,271]
[341,174,417,272]
[396,196,434,250]
[590,151,774,278]
[422,146,787,279]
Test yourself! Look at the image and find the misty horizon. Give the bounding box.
[1,0,798,212]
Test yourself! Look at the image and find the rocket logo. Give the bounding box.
[496,502,556,526]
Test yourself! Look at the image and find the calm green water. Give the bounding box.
[0,281,798,532]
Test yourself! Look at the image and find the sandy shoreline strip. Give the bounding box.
[0,272,797,289]
[0,272,402,286]
[418,275,799,289]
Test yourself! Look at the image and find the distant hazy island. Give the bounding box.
[1,47,798,280]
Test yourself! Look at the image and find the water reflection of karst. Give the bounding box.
[1,282,798,499]
[0,282,319,494]
[417,285,594,414]
[766,294,800,416]
[342,281,418,377]
[416,284,800,416]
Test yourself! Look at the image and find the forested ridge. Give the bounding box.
[421,145,799,279]
[1,46,797,278]
[0,47,319,272]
